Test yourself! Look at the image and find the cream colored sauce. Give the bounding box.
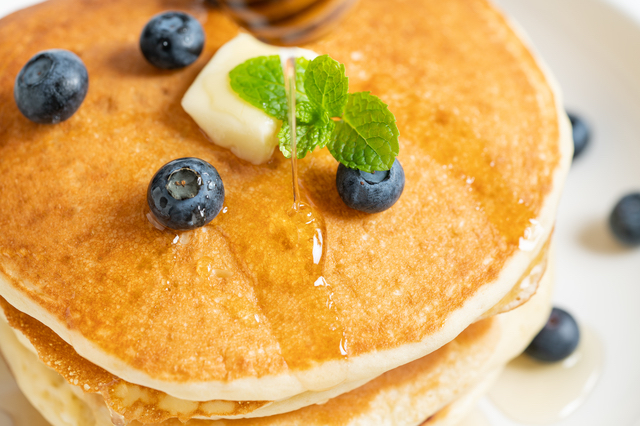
[489,326,602,424]
[0,357,48,426]
[456,408,492,426]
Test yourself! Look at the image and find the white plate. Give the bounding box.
[1,0,639,425]
[487,0,640,424]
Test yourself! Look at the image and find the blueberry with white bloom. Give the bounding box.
[148,158,224,230]
[14,49,89,124]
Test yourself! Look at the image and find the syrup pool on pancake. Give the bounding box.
[143,3,378,376]
[180,18,403,374]
[144,3,361,389]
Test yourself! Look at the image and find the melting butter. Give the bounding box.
[181,33,318,164]
[489,326,602,424]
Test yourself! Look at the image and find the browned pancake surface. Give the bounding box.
[0,0,560,384]
[0,296,501,425]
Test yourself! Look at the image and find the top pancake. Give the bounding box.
[0,0,571,401]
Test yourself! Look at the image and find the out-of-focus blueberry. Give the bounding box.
[609,193,640,246]
[567,111,591,160]
[525,307,580,362]
[14,49,89,124]
[140,11,205,70]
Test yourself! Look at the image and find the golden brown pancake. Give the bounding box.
[0,0,571,405]
[0,241,552,422]
[0,256,555,426]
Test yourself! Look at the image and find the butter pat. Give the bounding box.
[182,33,318,165]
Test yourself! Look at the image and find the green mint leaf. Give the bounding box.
[296,101,315,123]
[229,56,310,122]
[304,55,348,118]
[295,57,310,98]
[230,55,401,169]
[328,92,400,172]
[229,55,287,121]
[278,112,335,159]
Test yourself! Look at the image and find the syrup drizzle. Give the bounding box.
[283,54,302,212]
[208,51,346,382]
[277,50,346,387]
[489,325,603,424]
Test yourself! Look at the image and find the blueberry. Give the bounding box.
[336,159,405,214]
[140,12,205,70]
[525,307,580,362]
[609,193,640,246]
[567,111,591,160]
[147,158,224,231]
[14,49,89,124]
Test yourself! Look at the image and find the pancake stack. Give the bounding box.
[0,0,572,425]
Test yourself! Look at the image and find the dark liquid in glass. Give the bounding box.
[217,0,358,46]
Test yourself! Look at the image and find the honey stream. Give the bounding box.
[207,33,347,381]
[230,50,347,376]
[283,55,302,211]
[213,1,352,376]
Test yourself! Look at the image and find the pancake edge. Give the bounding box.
[0,252,554,425]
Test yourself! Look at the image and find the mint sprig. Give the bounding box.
[229,54,399,171]
[330,92,400,172]
[279,104,335,159]
[304,55,349,118]
[229,56,310,121]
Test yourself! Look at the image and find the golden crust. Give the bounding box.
[0,297,271,423]
[1,298,501,425]
[0,0,563,397]
[0,241,550,423]
[479,235,551,320]
[0,257,555,425]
